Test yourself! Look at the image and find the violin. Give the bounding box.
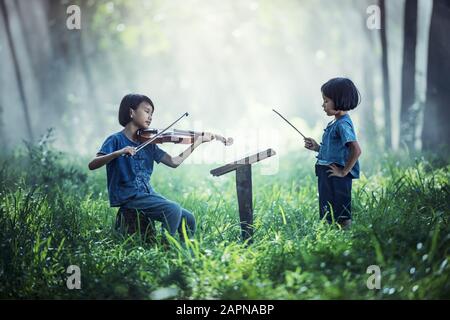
[126,112,233,156]
[136,128,233,146]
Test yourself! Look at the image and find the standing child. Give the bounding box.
[304,78,362,229]
[88,93,214,239]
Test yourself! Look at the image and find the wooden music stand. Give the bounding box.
[210,148,277,243]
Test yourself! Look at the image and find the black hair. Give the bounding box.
[321,78,361,111]
[118,94,154,127]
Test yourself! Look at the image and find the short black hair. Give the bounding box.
[321,78,361,111]
[118,94,154,127]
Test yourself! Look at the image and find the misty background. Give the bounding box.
[0,0,448,166]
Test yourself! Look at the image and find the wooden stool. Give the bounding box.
[115,207,156,242]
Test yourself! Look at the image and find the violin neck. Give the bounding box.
[173,128,198,135]
[170,128,232,146]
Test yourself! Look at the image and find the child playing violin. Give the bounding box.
[88,94,214,239]
[304,78,362,229]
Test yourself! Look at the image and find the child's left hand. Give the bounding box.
[327,164,348,177]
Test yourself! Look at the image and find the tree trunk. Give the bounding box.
[362,53,378,148]
[0,0,33,140]
[379,0,392,149]
[422,0,450,153]
[358,0,379,149]
[400,0,418,150]
[0,103,5,148]
[46,0,70,128]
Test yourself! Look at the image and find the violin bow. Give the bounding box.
[133,112,189,154]
[272,108,306,139]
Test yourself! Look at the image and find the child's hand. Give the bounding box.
[118,146,137,156]
[304,137,319,152]
[327,164,348,177]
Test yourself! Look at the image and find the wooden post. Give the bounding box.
[236,164,253,243]
[211,149,276,243]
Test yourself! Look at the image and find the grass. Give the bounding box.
[0,131,449,299]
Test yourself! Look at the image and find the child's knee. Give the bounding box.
[166,202,182,215]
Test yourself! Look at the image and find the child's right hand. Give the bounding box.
[304,137,320,152]
[118,146,137,157]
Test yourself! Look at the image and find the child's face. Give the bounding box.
[322,93,337,116]
[131,101,153,128]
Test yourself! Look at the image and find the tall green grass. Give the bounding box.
[0,132,449,299]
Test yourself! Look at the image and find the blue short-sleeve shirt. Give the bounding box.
[97,131,167,207]
[316,114,360,179]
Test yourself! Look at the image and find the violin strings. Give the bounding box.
[135,112,188,153]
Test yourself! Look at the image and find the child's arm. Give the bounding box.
[327,141,362,177]
[159,133,214,168]
[88,146,136,170]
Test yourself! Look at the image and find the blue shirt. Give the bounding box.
[97,131,167,207]
[316,114,360,179]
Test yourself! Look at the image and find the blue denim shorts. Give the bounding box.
[315,164,352,223]
[122,191,196,236]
